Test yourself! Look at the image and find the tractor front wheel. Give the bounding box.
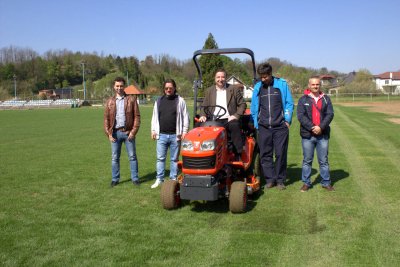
[229,181,247,213]
[160,180,181,209]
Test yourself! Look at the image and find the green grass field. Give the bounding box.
[1,104,400,266]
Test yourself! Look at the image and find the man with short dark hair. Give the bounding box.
[199,69,246,160]
[297,76,334,192]
[104,77,141,187]
[250,63,294,190]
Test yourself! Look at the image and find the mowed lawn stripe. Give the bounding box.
[336,105,400,174]
[331,106,400,266]
[1,106,400,266]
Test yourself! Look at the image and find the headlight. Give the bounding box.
[181,140,193,151]
[201,140,216,151]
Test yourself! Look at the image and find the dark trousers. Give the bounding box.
[258,124,289,184]
[219,119,243,155]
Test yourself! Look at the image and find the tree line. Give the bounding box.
[0,33,376,101]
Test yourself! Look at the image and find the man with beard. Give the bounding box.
[150,79,190,188]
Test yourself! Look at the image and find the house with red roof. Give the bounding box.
[319,74,338,87]
[373,72,400,94]
[124,85,147,104]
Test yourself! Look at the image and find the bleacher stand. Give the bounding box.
[53,99,78,107]
[25,100,53,107]
[0,100,27,109]
[0,99,79,109]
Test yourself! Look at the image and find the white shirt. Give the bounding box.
[115,96,126,128]
[215,87,229,119]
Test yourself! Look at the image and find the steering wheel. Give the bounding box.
[202,105,227,121]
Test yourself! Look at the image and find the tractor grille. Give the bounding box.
[182,155,216,169]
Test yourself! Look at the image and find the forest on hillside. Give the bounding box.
[0,33,376,101]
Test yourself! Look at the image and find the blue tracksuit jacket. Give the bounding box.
[250,78,294,129]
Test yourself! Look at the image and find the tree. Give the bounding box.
[342,69,376,93]
[198,33,224,95]
[127,56,141,85]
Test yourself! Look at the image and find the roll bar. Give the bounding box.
[192,48,257,122]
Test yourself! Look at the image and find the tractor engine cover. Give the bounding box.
[180,175,218,201]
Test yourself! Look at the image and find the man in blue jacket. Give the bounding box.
[250,63,294,190]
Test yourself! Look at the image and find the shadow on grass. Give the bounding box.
[116,171,157,185]
[257,163,312,186]
[139,171,157,183]
[285,163,305,186]
[311,169,349,186]
[285,165,349,188]
[188,190,262,213]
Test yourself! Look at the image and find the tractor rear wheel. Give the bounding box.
[160,180,181,209]
[229,181,247,213]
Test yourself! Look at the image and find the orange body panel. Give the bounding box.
[181,126,227,175]
[179,126,256,173]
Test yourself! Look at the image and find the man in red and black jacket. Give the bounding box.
[297,76,334,192]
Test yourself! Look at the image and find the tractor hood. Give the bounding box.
[184,126,226,145]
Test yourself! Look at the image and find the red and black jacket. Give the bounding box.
[296,89,334,139]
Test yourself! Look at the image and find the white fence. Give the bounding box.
[0,99,79,109]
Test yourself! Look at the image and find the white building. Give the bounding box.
[226,75,254,99]
[374,72,400,94]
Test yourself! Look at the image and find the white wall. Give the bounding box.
[375,76,400,93]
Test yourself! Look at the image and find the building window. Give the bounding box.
[385,80,389,84]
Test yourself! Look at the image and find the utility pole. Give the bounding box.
[126,71,129,86]
[13,74,17,99]
[81,62,86,100]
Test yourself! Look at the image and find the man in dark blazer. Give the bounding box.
[199,69,246,160]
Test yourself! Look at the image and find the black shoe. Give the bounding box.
[277,183,286,190]
[266,182,275,189]
[132,180,140,186]
[110,181,119,188]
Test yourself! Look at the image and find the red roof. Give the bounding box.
[374,72,400,80]
[124,85,145,95]
[319,74,336,80]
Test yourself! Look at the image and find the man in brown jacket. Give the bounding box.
[199,69,246,160]
[104,77,141,187]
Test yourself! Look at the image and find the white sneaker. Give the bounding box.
[151,179,163,189]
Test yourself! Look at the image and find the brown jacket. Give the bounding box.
[104,94,141,137]
[200,84,246,119]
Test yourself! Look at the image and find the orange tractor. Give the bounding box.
[160,48,261,213]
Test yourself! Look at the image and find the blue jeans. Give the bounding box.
[111,130,138,182]
[301,136,330,187]
[156,134,180,181]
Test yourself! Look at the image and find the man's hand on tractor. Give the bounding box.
[228,115,237,122]
[199,116,207,122]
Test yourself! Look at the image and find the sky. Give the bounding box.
[1,0,399,75]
